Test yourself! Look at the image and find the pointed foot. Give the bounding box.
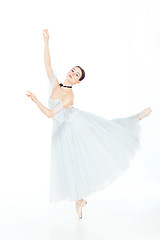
[136,107,152,120]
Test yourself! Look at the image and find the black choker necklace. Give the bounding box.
[59,83,72,88]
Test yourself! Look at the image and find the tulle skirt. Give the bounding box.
[49,108,141,203]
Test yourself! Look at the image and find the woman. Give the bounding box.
[26,29,152,219]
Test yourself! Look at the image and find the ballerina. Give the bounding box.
[26,29,152,219]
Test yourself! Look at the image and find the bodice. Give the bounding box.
[48,97,79,124]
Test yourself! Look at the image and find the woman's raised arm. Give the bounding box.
[43,29,59,89]
[43,29,51,70]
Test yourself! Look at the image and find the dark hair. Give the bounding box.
[75,66,85,81]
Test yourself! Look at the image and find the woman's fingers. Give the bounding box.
[43,29,49,36]
[26,92,37,102]
[27,91,34,97]
[26,94,37,103]
[26,91,32,97]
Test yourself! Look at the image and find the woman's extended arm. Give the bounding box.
[35,99,53,118]
[26,91,73,118]
[34,98,72,118]
[26,91,52,118]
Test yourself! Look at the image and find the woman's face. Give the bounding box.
[67,67,82,84]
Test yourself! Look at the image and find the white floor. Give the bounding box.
[1,183,160,240]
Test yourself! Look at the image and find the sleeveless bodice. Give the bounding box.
[48,97,79,124]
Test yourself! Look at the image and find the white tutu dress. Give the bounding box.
[48,71,141,203]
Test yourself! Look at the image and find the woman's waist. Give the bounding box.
[52,106,80,123]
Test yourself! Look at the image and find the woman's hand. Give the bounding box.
[26,91,38,104]
[43,29,49,43]
[26,91,52,118]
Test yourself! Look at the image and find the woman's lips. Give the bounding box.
[69,75,72,78]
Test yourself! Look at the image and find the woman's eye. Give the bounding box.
[71,70,74,72]
[76,74,78,76]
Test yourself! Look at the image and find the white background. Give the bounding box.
[0,0,159,239]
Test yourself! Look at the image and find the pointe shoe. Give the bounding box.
[75,200,87,219]
[137,107,152,120]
